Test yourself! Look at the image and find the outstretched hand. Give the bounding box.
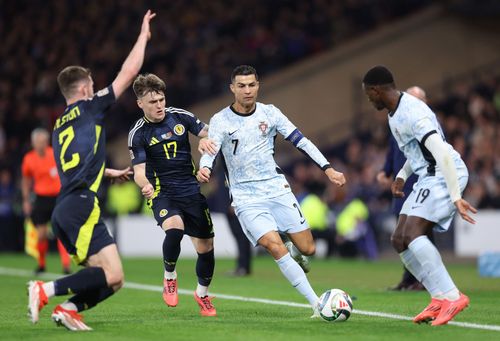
[391,178,405,198]
[106,167,133,183]
[141,10,157,40]
[325,168,346,187]
[454,198,477,224]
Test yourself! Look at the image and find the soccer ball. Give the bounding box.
[317,289,353,322]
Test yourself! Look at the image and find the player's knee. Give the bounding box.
[105,268,124,290]
[302,243,316,256]
[266,242,287,259]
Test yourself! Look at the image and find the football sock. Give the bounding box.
[164,271,177,280]
[196,284,209,298]
[60,301,78,312]
[57,239,71,269]
[276,253,318,306]
[163,228,184,272]
[37,239,49,268]
[68,286,115,312]
[196,249,215,287]
[407,236,457,298]
[42,282,55,298]
[54,267,107,296]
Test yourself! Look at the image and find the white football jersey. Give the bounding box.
[388,93,465,177]
[200,102,297,206]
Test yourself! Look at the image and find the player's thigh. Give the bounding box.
[400,175,463,232]
[181,193,214,240]
[269,193,308,234]
[235,203,278,246]
[151,196,185,231]
[52,190,115,265]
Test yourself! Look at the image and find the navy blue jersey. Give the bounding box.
[52,86,115,198]
[128,107,206,197]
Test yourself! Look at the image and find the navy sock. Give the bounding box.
[196,249,215,286]
[163,228,184,272]
[69,286,115,312]
[54,267,107,296]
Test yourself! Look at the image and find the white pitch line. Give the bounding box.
[2,266,500,332]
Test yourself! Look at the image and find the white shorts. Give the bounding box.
[234,192,309,246]
[400,170,468,232]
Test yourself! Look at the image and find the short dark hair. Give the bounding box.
[362,65,395,86]
[133,73,166,98]
[231,65,258,83]
[57,66,91,99]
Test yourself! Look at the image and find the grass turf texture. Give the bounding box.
[1,253,499,340]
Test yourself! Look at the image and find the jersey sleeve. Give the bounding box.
[21,154,32,178]
[83,86,116,121]
[271,105,297,138]
[128,124,147,166]
[412,116,437,143]
[178,109,206,136]
[199,115,223,169]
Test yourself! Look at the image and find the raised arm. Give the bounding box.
[112,10,156,99]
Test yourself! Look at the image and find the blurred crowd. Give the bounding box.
[0,0,429,171]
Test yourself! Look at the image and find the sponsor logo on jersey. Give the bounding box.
[174,124,185,136]
[159,209,168,217]
[259,121,268,136]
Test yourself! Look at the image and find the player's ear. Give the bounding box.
[229,83,235,94]
[137,99,143,109]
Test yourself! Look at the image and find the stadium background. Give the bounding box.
[0,0,499,260]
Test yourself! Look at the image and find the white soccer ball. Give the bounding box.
[317,288,353,322]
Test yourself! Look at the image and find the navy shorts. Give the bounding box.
[31,195,57,225]
[149,193,214,239]
[51,189,115,265]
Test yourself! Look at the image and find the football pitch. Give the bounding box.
[1,254,499,340]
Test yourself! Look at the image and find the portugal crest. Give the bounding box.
[259,121,268,136]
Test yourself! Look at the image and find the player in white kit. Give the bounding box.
[362,65,477,326]
[197,65,345,315]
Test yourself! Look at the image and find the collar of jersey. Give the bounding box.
[143,115,166,124]
[230,103,256,117]
[388,92,404,117]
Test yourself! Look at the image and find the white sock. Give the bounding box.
[399,248,425,286]
[60,301,78,311]
[164,271,177,280]
[196,284,209,298]
[276,253,318,307]
[408,236,457,299]
[42,281,55,298]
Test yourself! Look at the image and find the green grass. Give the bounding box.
[1,253,499,340]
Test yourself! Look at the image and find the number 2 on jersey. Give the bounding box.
[163,141,177,159]
[58,126,80,172]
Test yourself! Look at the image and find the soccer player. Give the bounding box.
[22,128,71,275]
[128,73,217,316]
[27,10,156,331]
[362,65,477,326]
[377,86,429,291]
[197,65,346,316]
